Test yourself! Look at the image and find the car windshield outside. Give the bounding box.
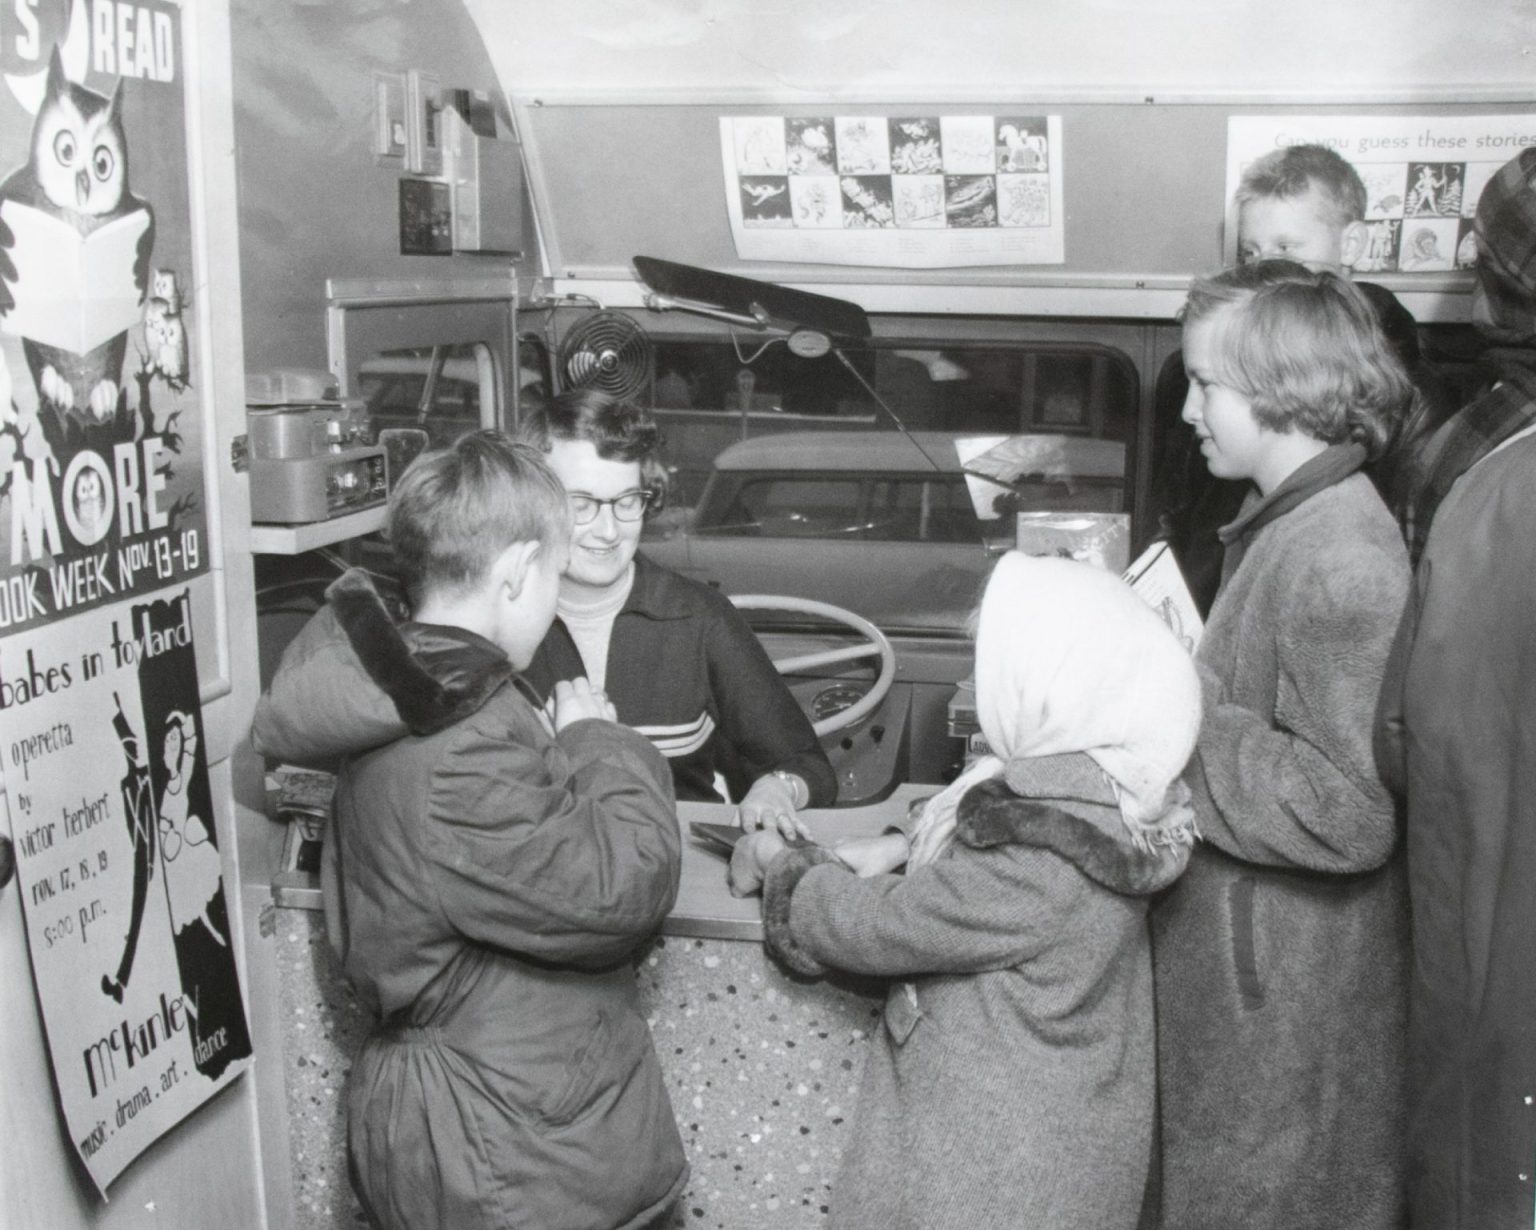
[360,343,497,448]
[634,333,1140,636]
[643,428,1127,634]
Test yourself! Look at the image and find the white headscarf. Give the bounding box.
[909,552,1202,868]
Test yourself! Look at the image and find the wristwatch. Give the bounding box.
[770,769,809,810]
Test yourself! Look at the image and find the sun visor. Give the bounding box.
[633,255,871,341]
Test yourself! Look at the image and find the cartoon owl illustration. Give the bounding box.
[0,46,155,424]
[143,278,188,392]
[150,267,182,315]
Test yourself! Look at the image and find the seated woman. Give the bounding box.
[519,390,836,836]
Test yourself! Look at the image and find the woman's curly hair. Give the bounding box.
[517,388,671,513]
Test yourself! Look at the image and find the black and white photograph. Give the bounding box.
[3,4,1534,1230]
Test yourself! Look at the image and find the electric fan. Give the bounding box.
[555,310,653,400]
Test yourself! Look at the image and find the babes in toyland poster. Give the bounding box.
[0,0,208,639]
[3,588,252,1193]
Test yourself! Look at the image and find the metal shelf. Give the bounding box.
[249,506,387,554]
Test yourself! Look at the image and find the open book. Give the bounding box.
[1122,540,1202,652]
[0,200,149,354]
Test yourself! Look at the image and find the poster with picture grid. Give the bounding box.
[720,114,1065,267]
[1226,115,1536,275]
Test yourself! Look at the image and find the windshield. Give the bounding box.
[636,333,1140,636]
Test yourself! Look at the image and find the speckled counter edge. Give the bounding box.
[272,911,884,1229]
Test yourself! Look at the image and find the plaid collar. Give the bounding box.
[1405,358,1536,562]
[1403,149,1536,561]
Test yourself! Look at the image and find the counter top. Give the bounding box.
[271,783,932,942]
[670,785,928,940]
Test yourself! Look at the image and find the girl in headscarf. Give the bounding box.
[729,551,1201,1230]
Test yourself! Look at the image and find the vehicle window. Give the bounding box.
[653,341,871,417]
[639,330,1140,636]
[710,477,865,538]
[359,342,495,451]
[517,333,552,415]
[866,478,980,544]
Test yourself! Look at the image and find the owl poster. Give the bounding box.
[0,0,208,639]
[1,589,251,1193]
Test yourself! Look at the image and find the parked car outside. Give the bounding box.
[642,430,1126,634]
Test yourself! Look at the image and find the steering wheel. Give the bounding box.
[729,595,897,737]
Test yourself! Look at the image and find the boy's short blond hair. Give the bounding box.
[387,430,571,607]
[1182,260,1411,459]
[1234,144,1367,230]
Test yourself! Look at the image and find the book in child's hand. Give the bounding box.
[1122,540,1202,652]
[0,200,150,354]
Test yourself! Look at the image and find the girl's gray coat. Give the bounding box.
[763,758,1187,1230]
[1151,468,1411,1230]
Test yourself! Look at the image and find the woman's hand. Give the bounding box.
[553,678,617,731]
[833,832,910,878]
[737,773,810,841]
[727,830,787,897]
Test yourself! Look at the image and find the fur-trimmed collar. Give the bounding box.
[956,778,1189,897]
[327,569,515,737]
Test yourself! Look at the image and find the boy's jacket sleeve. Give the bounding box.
[425,717,681,969]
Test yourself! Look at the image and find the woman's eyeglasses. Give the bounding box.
[569,489,651,525]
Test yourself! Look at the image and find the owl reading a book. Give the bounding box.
[0,46,155,424]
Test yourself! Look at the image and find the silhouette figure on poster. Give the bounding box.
[136,595,251,1079]
[156,711,224,944]
[100,692,155,1003]
[98,595,252,1079]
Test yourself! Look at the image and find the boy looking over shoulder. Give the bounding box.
[1234,144,1426,380]
[252,431,686,1230]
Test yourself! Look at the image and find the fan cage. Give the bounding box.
[558,310,652,401]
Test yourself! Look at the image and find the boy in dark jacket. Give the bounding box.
[252,432,685,1230]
